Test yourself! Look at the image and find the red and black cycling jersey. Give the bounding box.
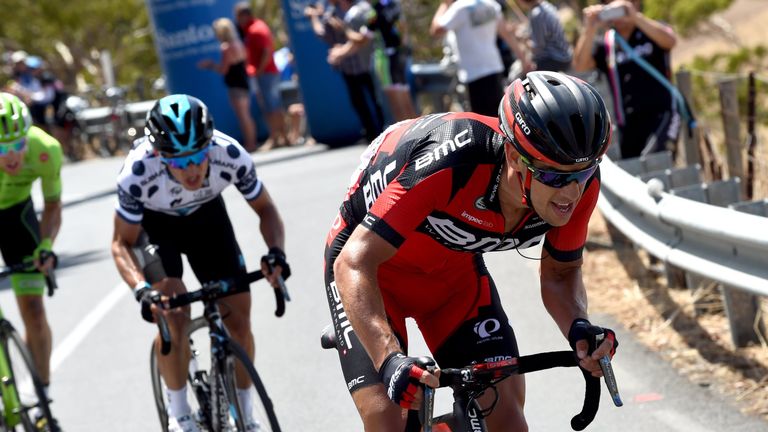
[327,112,600,272]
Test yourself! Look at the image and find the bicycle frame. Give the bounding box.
[153,269,287,431]
[0,317,24,428]
[0,262,56,429]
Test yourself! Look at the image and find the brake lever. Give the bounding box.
[594,333,623,407]
[38,251,58,297]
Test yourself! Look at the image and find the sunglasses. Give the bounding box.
[521,156,600,188]
[161,146,210,169]
[0,138,26,156]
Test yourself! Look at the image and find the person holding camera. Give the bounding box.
[572,0,679,159]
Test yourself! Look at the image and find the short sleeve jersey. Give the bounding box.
[328,112,600,273]
[115,131,262,223]
[0,125,63,209]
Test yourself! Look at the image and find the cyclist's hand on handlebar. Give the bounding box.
[135,285,162,324]
[568,318,619,377]
[33,240,57,275]
[261,246,291,287]
[379,352,439,409]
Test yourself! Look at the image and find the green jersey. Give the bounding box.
[0,126,63,209]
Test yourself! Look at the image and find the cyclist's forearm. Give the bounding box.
[39,200,62,243]
[334,257,400,369]
[111,240,146,289]
[258,204,285,251]
[540,265,589,338]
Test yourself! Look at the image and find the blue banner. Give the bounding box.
[281,0,363,146]
[145,0,268,143]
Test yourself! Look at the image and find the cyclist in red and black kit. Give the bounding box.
[323,71,619,431]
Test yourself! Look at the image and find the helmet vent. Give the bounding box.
[570,114,586,149]
[546,121,568,153]
[547,79,562,86]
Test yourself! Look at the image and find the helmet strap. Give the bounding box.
[517,170,533,208]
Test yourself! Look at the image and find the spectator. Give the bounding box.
[234,1,290,150]
[518,0,573,72]
[273,45,313,146]
[573,0,678,159]
[430,0,529,116]
[198,17,258,152]
[305,0,385,143]
[369,0,407,85]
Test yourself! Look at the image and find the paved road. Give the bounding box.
[3,144,766,431]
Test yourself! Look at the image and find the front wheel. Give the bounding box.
[0,321,54,431]
[219,340,281,432]
[150,316,208,432]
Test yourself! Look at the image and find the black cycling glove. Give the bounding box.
[378,352,426,408]
[568,318,619,358]
[134,285,160,324]
[261,246,291,280]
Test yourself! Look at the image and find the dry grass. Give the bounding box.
[583,211,768,421]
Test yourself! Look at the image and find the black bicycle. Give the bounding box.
[0,259,57,431]
[150,270,288,432]
[320,325,622,431]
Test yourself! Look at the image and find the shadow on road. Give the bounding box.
[0,249,110,292]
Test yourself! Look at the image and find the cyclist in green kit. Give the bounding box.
[0,92,63,430]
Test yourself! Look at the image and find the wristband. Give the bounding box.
[134,281,151,301]
[34,238,54,260]
[268,246,286,261]
[38,238,53,252]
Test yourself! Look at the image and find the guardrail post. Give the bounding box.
[724,200,768,347]
[718,78,746,196]
[721,288,765,347]
[675,70,701,167]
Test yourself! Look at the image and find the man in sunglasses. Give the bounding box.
[0,92,63,430]
[111,94,289,432]
[323,71,619,430]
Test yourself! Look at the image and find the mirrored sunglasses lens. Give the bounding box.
[163,147,208,169]
[535,164,597,188]
[0,139,25,155]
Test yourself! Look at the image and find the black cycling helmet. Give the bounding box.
[145,94,214,155]
[498,71,612,166]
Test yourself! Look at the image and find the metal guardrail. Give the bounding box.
[598,155,768,346]
[599,155,768,295]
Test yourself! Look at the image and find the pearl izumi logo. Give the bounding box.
[473,319,501,339]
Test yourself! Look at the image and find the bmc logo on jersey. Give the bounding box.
[414,129,472,171]
[425,216,545,252]
[474,319,501,338]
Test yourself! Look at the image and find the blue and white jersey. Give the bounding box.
[115,130,262,223]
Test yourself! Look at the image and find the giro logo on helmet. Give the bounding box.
[514,112,531,135]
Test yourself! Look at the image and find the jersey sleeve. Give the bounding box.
[115,155,145,224]
[230,144,263,201]
[361,168,452,249]
[543,173,600,262]
[115,185,144,224]
[39,138,63,202]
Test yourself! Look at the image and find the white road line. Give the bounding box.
[50,282,127,372]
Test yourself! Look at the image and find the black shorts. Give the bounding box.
[0,199,41,266]
[140,197,246,286]
[324,225,519,394]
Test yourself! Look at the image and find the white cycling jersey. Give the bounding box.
[115,130,262,223]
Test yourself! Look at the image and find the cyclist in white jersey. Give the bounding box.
[111,94,289,432]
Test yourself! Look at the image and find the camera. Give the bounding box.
[598,4,627,21]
